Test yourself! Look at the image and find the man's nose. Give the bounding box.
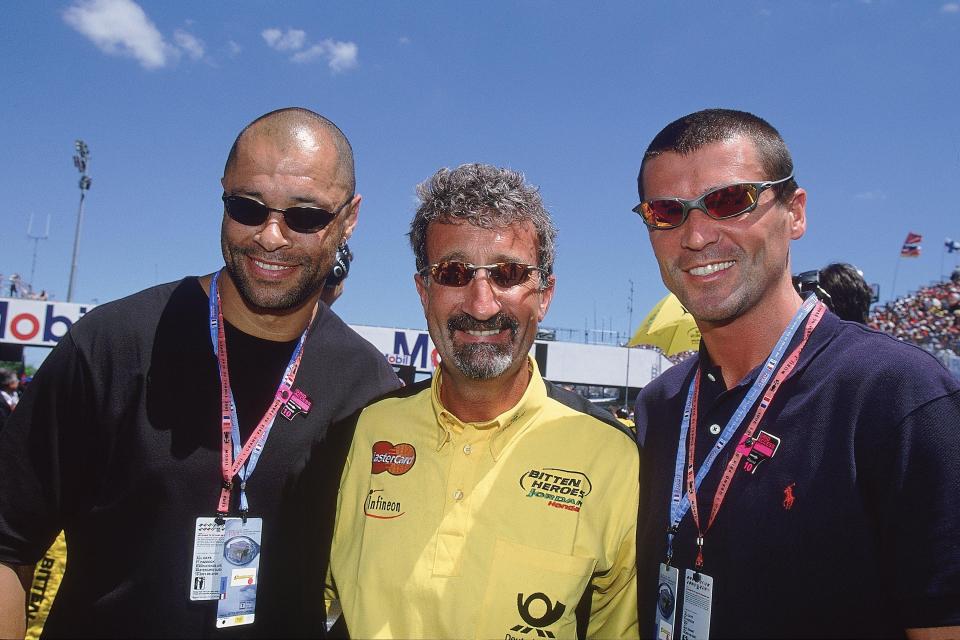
[461,269,502,320]
[255,213,293,252]
[679,208,720,251]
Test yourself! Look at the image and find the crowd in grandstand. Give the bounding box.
[868,270,960,355]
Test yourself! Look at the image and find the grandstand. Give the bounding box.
[868,273,960,377]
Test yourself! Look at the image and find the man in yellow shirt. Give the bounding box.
[328,163,640,639]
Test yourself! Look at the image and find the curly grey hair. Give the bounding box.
[409,163,557,284]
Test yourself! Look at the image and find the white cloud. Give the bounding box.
[63,0,174,69]
[290,38,358,72]
[398,36,411,45]
[227,40,242,57]
[173,29,204,60]
[262,27,306,51]
[325,39,359,72]
[942,3,960,13]
[290,44,325,63]
[261,26,358,72]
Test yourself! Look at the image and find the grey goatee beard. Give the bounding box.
[446,312,520,380]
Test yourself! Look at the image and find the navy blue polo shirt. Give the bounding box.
[635,310,960,639]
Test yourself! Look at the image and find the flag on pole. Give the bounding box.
[901,232,922,257]
[946,238,960,253]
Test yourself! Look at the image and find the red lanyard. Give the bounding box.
[212,280,310,517]
[686,302,826,568]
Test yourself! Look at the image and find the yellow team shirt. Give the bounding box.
[329,358,640,639]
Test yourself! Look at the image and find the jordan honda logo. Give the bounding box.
[511,592,566,638]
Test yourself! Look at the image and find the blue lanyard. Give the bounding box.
[208,270,309,515]
[666,294,817,562]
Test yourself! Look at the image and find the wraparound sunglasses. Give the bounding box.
[633,174,794,230]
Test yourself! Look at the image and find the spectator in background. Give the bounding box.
[818,263,873,324]
[8,274,21,298]
[0,368,18,432]
[869,278,960,355]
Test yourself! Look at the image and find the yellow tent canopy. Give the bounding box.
[628,293,701,356]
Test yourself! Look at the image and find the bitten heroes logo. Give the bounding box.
[371,441,416,475]
[519,468,592,513]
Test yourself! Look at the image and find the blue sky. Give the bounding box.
[3,0,960,364]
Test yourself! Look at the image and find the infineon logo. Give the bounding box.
[371,441,417,476]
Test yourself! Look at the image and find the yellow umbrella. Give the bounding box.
[628,293,701,356]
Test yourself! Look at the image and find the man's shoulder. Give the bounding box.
[309,304,394,363]
[818,318,959,395]
[358,378,432,418]
[639,356,697,403]
[68,278,201,345]
[543,380,634,438]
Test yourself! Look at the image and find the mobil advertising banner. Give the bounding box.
[0,298,95,348]
[351,325,439,375]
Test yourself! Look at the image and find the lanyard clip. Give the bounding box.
[695,535,705,569]
[215,512,226,526]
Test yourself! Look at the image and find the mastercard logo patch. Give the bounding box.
[371,441,417,475]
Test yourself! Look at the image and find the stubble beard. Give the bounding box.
[221,237,333,312]
[664,246,791,327]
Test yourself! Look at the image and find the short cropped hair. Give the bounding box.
[637,108,798,203]
[819,263,873,324]
[224,107,356,195]
[409,163,557,284]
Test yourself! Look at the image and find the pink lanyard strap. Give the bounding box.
[686,302,826,567]
[211,273,310,517]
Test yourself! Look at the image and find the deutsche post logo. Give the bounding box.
[511,592,566,638]
[371,441,416,475]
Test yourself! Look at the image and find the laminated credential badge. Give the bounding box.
[215,517,264,628]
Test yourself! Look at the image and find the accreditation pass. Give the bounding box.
[216,517,263,628]
[190,517,226,600]
[679,569,714,640]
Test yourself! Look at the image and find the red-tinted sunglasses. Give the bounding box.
[633,175,793,230]
[420,261,545,288]
[222,193,352,234]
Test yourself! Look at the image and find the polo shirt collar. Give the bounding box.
[430,355,548,460]
[696,302,840,395]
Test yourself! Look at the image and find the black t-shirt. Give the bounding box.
[0,278,400,638]
[635,312,960,639]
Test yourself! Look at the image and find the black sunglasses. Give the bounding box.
[420,261,545,288]
[633,174,794,230]
[222,193,352,234]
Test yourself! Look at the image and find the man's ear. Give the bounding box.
[537,274,556,322]
[415,273,429,313]
[339,194,362,243]
[787,188,806,240]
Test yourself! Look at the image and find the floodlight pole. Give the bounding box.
[67,140,92,302]
[623,279,634,406]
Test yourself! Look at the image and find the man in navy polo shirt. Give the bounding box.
[631,108,960,639]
